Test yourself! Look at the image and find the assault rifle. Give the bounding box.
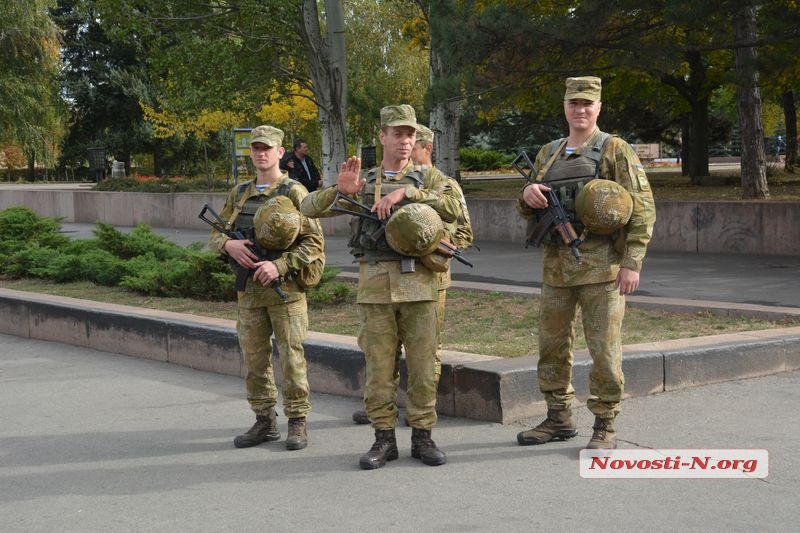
[198,204,288,301]
[512,151,582,263]
[329,191,473,271]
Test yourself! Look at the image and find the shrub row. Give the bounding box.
[0,206,348,304]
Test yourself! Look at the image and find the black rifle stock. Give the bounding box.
[512,151,582,263]
[198,204,288,301]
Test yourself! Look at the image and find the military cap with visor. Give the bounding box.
[564,76,602,102]
[380,104,419,128]
[416,124,434,144]
[250,125,284,147]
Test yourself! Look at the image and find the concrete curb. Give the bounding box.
[2,287,799,424]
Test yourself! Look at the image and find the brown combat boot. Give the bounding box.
[516,408,578,445]
[286,417,308,450]
[411,428,447,466]
[352,410,370,424]
[586,416,617,449]
[359,429,399,470]
[233,408,280,448]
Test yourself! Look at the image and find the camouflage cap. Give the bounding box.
[416,124,434,144]
[380,104,418,129]
[564,76,602,102]
[250,125,284,147]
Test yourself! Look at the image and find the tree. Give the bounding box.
[54,0,156,176]
[733,2,769,199]
[346,0,428,150]
[0,0,65,179]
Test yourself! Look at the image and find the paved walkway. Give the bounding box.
[59,222,800,312]
[1,334,797,532]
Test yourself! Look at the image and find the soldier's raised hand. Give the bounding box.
[337,156,364,194]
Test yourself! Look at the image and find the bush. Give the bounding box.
[0,206,70,258]
[0,207,344,304]
[459,147,515,171]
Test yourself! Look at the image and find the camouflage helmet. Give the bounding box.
[384,203,444,257]
[253,196,301,250]
[575,179,633,235]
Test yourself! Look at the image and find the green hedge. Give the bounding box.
[459,147,515,171]
[0,206,348,303]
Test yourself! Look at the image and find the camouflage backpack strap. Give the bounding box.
[535,138,568,182]
[226,180,254,229]
[585,131,613,178]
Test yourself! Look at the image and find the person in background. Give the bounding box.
[281,139,323,192]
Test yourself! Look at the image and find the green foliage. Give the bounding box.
[459,147,514,171]
[92,222,183,261]
[0,206,69,259]
[0,206,345,303]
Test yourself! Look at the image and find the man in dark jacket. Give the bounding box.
[280,139,322,192]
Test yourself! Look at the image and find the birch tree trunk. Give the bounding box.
[299,0,348,187]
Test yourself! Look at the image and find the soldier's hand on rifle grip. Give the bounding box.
[223,239,259,269]
[372,188,405,220]
[252,260,281,288]
[522,182,550,210]
[337,156,364,194]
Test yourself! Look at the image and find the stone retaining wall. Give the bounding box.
[2,189,797,255]
[3,288,799,424]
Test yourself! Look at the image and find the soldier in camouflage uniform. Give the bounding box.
[516,77,656,449]
[350,124,473,425]
[301,105,463,469]
[209,125,325,451]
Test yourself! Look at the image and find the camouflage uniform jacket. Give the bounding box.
[416,164,474,291]
[516,129,656,287]
[300,161,462,303]
[209,175,325,303]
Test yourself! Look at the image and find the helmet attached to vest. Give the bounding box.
[253,196,301,250]
[384,203,444,257]
[575,179,633,235]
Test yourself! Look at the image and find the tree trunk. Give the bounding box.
[685,52,711,183]
[26,151,36,182]
[783,90,797,173]
[733,4,769,199]
[428,0,462,181]
[300,0,348,187]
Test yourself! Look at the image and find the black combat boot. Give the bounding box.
[410,428,447,466]
[352,410,370,424]
[233,408,280,448]
[286,417,308,450]
[586,416,617,449]
[359,429,399,470]
[516,408,578,445]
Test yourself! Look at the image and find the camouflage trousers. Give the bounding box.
[538,281,626,417]
[236,295,311,419]
[357,300,438,430]
[382,289,447,390]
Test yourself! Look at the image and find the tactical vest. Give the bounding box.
[538,132,611,242]
[230,180,295,261]
[349,167,424,262]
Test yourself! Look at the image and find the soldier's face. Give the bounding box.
[249,143,284,172]
[380,126,416,163]
[411,140,432,166]
[564,99,601,133]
